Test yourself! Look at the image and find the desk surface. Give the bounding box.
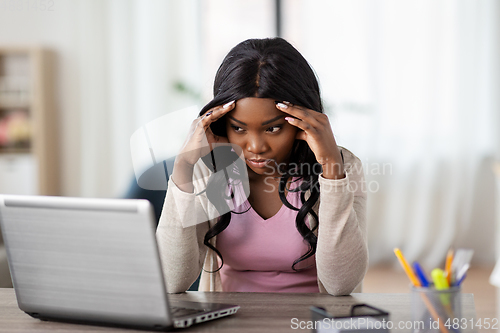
[0,288,477,332]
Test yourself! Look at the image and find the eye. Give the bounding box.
[230,125,244,133]
[266,125,282,133]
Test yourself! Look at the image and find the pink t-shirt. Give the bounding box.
[216,179,319,293]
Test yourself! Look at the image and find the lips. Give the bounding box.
[246,158,272,168]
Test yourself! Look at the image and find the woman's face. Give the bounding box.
[225,97,299,179]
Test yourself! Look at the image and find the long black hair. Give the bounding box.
[199,38,323,271]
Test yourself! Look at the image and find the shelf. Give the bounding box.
[0,47,58,195]
[0,148,30,154]
[0,103,30,109]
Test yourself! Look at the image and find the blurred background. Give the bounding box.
[0,0,499,321]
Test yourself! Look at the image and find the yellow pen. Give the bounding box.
[432,268,453,316]
[445,249,454,285]
[394,248,421,287]
[432,268,450,290]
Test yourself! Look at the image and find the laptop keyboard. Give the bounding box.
[171,306,207,318]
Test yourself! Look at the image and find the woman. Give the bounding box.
[156,37,367,296]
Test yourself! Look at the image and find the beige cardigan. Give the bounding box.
[156,147,368,296]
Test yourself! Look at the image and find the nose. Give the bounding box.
[246,133,268,154]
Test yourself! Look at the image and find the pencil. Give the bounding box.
[420,293,451,333]
[393,248,421,287]
[445,249,454,285]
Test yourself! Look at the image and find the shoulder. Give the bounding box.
[338,146,362,166]
[338,146,364,177]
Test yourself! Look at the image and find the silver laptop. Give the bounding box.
[0,194,239,330]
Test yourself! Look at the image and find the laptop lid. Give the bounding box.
[0,195,173,329]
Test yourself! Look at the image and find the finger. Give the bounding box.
[202,100,235,119]
[283,101,308,112]
[211,100,236,121]
[200,100,235,130]
[276,101,309,116]
[284,116,313,133]
[276,101,322,128]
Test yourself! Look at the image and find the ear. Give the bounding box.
[295,130,307,141]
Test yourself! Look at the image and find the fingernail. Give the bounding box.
[283,101,292,106]
[223,100,235,109]
[205,111,213,117]
[285,117,293,122]
[276,102,288,109]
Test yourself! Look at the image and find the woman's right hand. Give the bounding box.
[177,100,235,167]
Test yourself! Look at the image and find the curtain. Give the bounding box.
[74,0,276,198]
[282,0,500,267]
[75,0,202,198]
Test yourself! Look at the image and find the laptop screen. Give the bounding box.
[0,195,171,327]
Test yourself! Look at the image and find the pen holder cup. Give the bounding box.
[411,286,461,332]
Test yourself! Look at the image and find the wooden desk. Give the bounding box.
[0,288,477,332]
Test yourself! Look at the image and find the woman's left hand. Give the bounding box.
[276,101,345,179]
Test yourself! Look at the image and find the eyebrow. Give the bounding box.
[228,115,284,126]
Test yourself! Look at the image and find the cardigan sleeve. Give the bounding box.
[315,148,368,296]
[155,161,214,293]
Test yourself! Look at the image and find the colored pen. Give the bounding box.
[451,248,473,286]
[432,268,455,324]
[412,261,430,287]
[432,268,449,290]
[394,250,449,333]
[456,273,467,286]
[445,249,454,285]
[394,248,421,287]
